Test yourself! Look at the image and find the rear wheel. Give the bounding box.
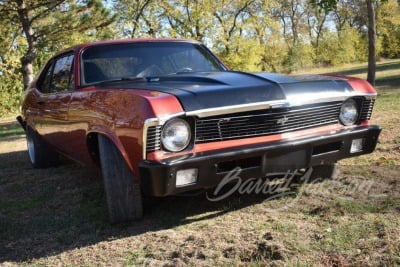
[98,135,143,223]
[26,126,58,168]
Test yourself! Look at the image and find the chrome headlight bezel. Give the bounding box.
[161,118,191,152]
[339,98,359,126]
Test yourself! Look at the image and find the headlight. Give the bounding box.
[339,98,359,126]
[161,118,191,152]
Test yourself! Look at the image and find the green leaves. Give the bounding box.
[0,0,115,115]
[310,0,338,11]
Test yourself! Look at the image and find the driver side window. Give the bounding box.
[50,54,74,93]
[38,53,74,93]
[40,63,54,93]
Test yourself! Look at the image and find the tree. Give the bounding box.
[114,0,153,37]
[248,0,286,72]
[377,0,400,58]
[160,0,214,41]
[0,0,115,89]
[212,0,255,54]
[312,0,387,84]
[307,0,335,63]
[366,0,376,85]
[275,0,307,48]
[0,21,24,115]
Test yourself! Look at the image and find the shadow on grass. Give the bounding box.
[1,120,399,263]
[375,76,400,89]
[325,61,400,77]
[0,147,398,263]
[324,60,400,89]
[0,148,278,263]
[0,120,25,140]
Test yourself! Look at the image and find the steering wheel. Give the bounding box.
[136,65,164,77]
[176,67,193,73]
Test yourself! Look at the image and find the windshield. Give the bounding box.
[80,42,227,85]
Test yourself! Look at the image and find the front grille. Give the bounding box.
[359,99,375,121]
[195,102,342,143]
[145,98,376,152]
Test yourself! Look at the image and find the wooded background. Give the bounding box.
[0,0,399,116]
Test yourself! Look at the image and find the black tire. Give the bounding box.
[310,163,338,180]
[26,126,59,168]
[98,135,143,223]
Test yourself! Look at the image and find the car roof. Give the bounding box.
[55,38,201,57]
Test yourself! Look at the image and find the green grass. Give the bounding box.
[0,196,48,214]
[0,59,399,266]
[0,119,25,139]
[298,58,400,87]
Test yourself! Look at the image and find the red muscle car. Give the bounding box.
[17,39,381,223]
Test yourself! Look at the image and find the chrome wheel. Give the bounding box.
[27,132,36,164]
[25,126,58,168]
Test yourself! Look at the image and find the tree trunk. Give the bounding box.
[16,0,37,89]
[21,53,36,90]
[366,0,376,85]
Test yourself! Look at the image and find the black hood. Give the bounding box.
[100,71,354,112]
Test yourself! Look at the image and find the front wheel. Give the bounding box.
[98,135,143,223]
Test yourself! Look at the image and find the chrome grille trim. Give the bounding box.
[195,102,343,143]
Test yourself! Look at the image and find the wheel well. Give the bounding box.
[87,133,100,166]
[16,116,27,131]
[87,133,134,172]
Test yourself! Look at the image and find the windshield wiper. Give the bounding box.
[94,76,148,86]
